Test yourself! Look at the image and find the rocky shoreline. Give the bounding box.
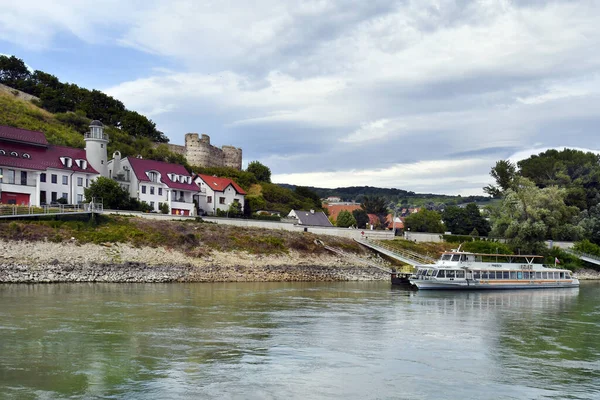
[0,240,390,283]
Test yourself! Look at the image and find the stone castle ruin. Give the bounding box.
[162,133,242,170]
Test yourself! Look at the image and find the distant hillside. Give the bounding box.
[277,184,490,208]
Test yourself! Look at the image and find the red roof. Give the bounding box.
[195,174,247,195]
[0,125,49,147]
[324,203,361,221]
[385,214,404,230]
[127,157,198,191]
[367,213,380,226]
[0,141,98,173]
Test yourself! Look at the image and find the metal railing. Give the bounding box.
[369,239,436,264]
[565,249,600,265]
[0,203,103,218]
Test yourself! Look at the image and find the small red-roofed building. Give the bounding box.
[194,174,246,216]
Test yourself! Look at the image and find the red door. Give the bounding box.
[1,192,30,205]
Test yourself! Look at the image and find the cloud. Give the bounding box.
[2,0,600,195]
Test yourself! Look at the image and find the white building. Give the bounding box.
[0,124,100,206]
[194,174,246,216]
[108,152,198,215]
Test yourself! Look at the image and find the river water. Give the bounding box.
[1,281,599,400]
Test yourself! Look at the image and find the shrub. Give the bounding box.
[158,202,170,214]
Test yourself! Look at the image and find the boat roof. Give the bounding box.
[442,251,544,258]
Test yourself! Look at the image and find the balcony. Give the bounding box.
[84,132,109,141]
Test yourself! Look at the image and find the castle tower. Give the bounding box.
[85,120,109,177]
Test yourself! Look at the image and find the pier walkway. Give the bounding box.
[565,249,600,267]
[354,238,435,267]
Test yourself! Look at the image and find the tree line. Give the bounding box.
[0,55,168,142]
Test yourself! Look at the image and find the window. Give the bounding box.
[219,197,226,204]
[51,192,57,202]
[10,151,18,157]
[21,171,27,185]
[437,270,446,278]
[148,171,158,182]
[101,160,104,164]
[62,193,68,200]
[150,201,155,208]
[40,173,46,183]
[51,174,57,184]
[456,270,465,278]
[5,169,15,184]
[77,177,83,186]
[158,188,163,196]
[86,179,89,187]
[62,176,68,185]
[77,194,83,204]
[207,196,212,203]
[141,185,146,194]
[150,186,155,195]
[101,144,104,148]
[23,153,30,159]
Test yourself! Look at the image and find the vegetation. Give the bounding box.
[0,215,364,256]
[0,55,167,142]
[442,204,490,236]
[352,209,369,229]
[336,210,356,228]
[247,161,272,183]
[404,209,444,233]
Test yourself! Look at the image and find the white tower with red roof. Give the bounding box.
[84,120,109,177]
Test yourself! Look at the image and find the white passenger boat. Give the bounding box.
[409,249,579,290]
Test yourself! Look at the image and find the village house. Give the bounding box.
[287,209,333,227]
[108,152,198,215]
[0,124,100,206]
[194,174,246,216]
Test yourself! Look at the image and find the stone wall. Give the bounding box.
[184,133,242,170]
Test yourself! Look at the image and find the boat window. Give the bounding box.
[560,272,565,279]
[510,271,517,279]
[446,270,455,278]
[550,272,556,279]
[442,254,452,261]
[535,272,542,279]
[481,271,488,279]
[427,269,435,277]
[473,271,480,279]
[503,271,510,279]
[460,255,467,262]
[437,270,446,278]
[517,272,523,279]
[456,270,465,278]
[566,273,571,279]
[451,255,460,262]
[542,272,548,279]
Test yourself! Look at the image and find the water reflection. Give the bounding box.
[0,282,598,399]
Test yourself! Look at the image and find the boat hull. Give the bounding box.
[411,279,580,290]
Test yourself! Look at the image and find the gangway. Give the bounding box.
[321,242,395,274]
[565,249,600,267]
[354,238,436,267]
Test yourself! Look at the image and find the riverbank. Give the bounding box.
[0,239,390,283]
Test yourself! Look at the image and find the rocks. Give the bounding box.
[0,239,389,283]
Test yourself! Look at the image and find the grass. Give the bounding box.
[0,215,366,257]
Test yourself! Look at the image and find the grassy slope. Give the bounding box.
[0,91,84,148]
[0,216,364,257]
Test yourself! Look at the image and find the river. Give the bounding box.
[1,281,599,399]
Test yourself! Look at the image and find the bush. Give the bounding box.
[251,214,281,221]
[158,202,170,214]
[573,239,600,257]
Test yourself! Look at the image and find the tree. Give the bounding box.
[483,160,516,197]
[247,161,271,183]
[84,177,134,210]
[0,55,31,88]
[352,209,369,229]
[295,186,321,210]
[227,201,243,217]
[404,209,444,233]
[336,210,357,228]
[489,177,582,253]
[360,195,388,225]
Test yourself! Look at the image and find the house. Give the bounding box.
[323,203,361,222]
[108,152,198,215]
[194,174,246,216]
[325,196,341,203]
[0,124,100,206]
[287,209,333,227]
[385,214,404,231]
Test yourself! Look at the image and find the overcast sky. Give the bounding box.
[1,0,599,195]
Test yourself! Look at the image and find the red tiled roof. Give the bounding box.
[324,203,361,221]
[195,174,247,195]
[127,157,198,191]
[385,214,404,230]
[0,141,98,173]
[0,125,49,147]
[367,213,380,225]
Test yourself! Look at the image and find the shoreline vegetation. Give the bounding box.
[0,216,392,283]
[2,215,600,283]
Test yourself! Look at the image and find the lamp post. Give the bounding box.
[226,202,231,218]
[0,173,3,206]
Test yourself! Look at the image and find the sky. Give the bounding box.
[1,0,600,196]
